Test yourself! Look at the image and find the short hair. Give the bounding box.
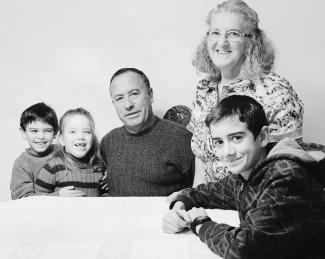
[110,67,150,90]
[192,0,275,82]
[205,95,268,139]
[20,102,59,134]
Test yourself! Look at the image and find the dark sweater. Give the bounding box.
[35,152,105,197]
[100,117,194,196]
[172,139,325,259]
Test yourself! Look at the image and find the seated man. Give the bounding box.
[100,68,194,196]
[162,95,325,259]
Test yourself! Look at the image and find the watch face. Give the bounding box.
[190,216,212,235]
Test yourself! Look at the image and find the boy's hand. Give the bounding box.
[100,172,109,191]
[187,207,208,220]
[162,209,191,234]
[165,190,181,204]
[59,186,85,197]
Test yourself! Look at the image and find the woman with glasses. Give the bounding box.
[188,0,304,185]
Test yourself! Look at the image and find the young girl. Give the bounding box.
[35,108,107,197]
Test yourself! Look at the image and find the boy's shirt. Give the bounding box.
[173,138,325,259]
[10,145,56,199]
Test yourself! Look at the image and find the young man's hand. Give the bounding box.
[59,186,85,197]
[162,204,191,234]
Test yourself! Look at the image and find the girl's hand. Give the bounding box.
[59,186,85,197]
[100,172,109,191]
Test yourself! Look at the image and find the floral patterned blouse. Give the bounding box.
[187,72,304,182]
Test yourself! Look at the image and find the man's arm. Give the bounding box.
[172,177,237,211]
[195,162,324,259]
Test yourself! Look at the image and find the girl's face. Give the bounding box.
[207,12,247,77]
[60,114,94,158]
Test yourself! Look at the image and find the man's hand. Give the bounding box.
[59,186,85,197]
[100,171,109,191]
[162,209,191,234]
[165,190,181,204]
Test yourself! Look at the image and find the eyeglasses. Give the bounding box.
[207,30,251,42]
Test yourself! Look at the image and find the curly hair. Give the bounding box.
[192,0,275,82]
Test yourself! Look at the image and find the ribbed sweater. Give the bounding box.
[35,153,105,197]
[100,117,194,196]
[10,145,56,199]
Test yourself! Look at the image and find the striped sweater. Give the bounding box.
[35,153,105,197]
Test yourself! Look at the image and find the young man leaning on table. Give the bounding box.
[162,95,325,259]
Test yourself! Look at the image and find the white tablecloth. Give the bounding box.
[0,196,239,259]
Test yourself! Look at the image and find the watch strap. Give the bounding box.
[190,216,212,236]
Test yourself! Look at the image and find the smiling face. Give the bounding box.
[110,71,154,133]
[59,114,94,158]
[210,115,267,180]
[21,120,55,156]
[207,12,248,78]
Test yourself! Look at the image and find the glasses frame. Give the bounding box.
[206,30,252,42]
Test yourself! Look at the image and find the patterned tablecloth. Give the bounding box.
[0,196,239,259]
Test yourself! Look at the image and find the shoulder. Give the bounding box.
[101,127,124,142]
[259,72,295,91]
[158,119,192,138]
[13,151,29,165]
[261,157,307,184]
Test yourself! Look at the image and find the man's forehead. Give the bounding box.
[110,72,145,95]
[210,115,249,136]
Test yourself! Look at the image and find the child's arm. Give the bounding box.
[34,166,58,196]
[10,161,35,199]
[193,162,324,259]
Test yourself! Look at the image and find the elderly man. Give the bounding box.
[100,68,194,196]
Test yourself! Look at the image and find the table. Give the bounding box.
[0,197,239,259]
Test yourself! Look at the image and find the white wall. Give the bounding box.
[0,0,324,201]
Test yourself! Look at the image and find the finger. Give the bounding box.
[63,186,75,190]
[176,210,191,224]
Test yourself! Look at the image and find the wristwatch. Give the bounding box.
[190,216,212,236]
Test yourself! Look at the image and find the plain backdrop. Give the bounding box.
[0,0,324,201]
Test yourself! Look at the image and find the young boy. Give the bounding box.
[162,95,325,259]
[10,102,59,199]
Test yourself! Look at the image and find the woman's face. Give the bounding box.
[207,12,248,78]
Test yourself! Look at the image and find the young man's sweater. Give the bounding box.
[35,153,105,197]
[172,138,325,259]
[100,117,195,196]
[10,145,56,199]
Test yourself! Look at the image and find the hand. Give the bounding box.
[162,209,191,234]
[100,171,109,191]
[165,190,181,204]
[187,207,208,221]
[59,186,85,197]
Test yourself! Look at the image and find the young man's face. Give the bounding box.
[109,71,154,133]
[21,120,56,156]
[210,115,267,180]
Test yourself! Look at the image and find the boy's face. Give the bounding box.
[20,120,56,156]
[210,115,268,180]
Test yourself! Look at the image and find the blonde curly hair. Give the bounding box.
[192,0,275,82]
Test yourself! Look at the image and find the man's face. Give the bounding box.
[209,115,267,180]
[110,71,154,133]
[21,120,55,156]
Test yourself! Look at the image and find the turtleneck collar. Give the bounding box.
[124,116,160,137]
[64,148,91,169]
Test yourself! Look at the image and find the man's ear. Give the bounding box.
[19,128,27,140]
[259,126,269,148]
[148,88,154,103]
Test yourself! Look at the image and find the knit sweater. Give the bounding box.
[35,152,105,197]
[100,117,194,196]
[10,145,56,199]
[172,138,325,259]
